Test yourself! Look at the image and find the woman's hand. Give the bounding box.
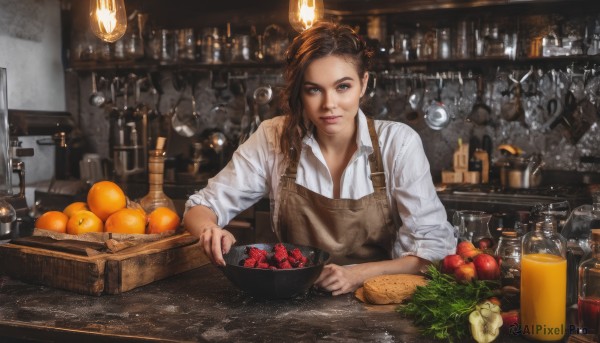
[313,257,431,296]
[314,264,364,296]
[200,227,236,266]
[184,205,237,267]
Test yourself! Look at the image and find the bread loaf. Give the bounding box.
[354,287,367,303]
[362,274,428,305]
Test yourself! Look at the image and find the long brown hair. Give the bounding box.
[279,21,373,163]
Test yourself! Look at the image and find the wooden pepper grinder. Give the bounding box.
[474,149,490,183]
[139,137,176,213]
[453,138,469,173]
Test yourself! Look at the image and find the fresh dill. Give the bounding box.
[397,265,496,342]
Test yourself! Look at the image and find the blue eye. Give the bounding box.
[305,87,321,94]
[337,83,351,91]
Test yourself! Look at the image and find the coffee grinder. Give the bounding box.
[109,76,147,181]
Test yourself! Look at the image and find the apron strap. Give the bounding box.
[284,117,386,190]
[366,117,386,190]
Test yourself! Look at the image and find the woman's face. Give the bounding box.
[301,55,369,139]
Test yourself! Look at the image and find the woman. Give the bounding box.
[184,21,455,295]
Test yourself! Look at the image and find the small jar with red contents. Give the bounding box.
[578,229,600,334]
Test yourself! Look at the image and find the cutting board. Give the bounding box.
[0,233,209,295]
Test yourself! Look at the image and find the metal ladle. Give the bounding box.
[171,81,198,138]
[89,72,105,107]
[239,85,272,144]
[424,76,453,130]
[467,75,492,125]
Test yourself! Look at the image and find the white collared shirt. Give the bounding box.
[186,110,456,262]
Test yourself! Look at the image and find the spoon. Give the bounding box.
[89,72,106,107]
[467,75,492,125]
[170,84,196,138]
[408,77,422,111]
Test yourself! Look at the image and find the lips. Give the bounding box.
[320,115,341,124]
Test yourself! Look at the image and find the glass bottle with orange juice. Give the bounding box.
[578,229,600,335]
[521,218,567,341]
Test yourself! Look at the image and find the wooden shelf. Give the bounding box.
[373,55,600,73]
[68,55,600,74]
[67,60,285,73]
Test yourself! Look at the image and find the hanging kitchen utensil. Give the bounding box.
[456,72,471,118]
[239,85,271,145]
[500,68,532,123]
[408,76,422,112]
[402,75,426,130]
[562,93,594,144]
[89,72,106,107]
[467,75,491,125]
[424,76,453,130]
[543,69,565,130]
[170,81,197,138]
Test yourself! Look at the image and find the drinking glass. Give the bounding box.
[452,210,494,248]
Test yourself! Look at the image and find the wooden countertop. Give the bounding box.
[0,263,543,343]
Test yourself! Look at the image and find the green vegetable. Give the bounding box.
[397,265,496,343]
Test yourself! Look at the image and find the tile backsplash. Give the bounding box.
[69,68,600,183]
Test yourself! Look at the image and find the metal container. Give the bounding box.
[498,155,544,189]
[0,198,16,238]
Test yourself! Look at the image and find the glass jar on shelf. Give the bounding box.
[578,229,600,334]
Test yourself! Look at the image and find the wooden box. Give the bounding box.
[0,233,209,295]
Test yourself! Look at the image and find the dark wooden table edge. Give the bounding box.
[0,320,194,343]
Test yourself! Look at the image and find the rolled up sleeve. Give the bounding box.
[185,123,271,227]
[390,133,456,262]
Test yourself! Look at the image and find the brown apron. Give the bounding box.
[276,118,398,265]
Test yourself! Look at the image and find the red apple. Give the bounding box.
[501,310,520,333]
[454,262,477,283]
[456,241,481,260]
[476,237,494,250]
[472,253,501,280]
[441,254,465,274]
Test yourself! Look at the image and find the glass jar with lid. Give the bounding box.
[563,192,600,306]
[437,27,451,60]
[495,230,521,310]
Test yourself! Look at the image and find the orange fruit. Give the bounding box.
[104,208,147,234]
[66,210,103,235]
[35,211,68,233]
[147,207,180,234]
[63,201,89,218]
[87,181,127,221]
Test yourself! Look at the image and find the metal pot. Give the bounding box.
[497,154,544,189]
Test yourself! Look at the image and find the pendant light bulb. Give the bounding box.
[289,0,324,33]
[89,0,127,43]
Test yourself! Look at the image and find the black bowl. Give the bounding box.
[221,243,330,299]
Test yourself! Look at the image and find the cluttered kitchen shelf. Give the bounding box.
[380,55,600,72]
[67,59,285,72]
[68,55,600,74]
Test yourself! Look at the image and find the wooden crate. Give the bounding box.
[0,233,209,296]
